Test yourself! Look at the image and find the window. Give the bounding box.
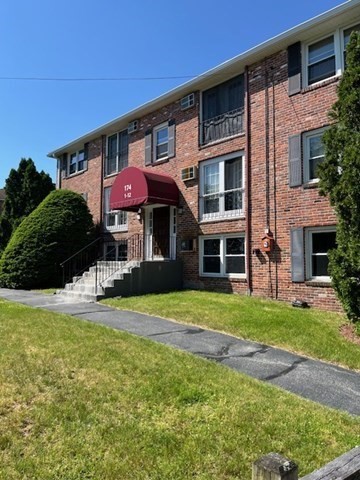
[306,227,336,281]
[303,128,326,182]
[104,241,128,261]
[307,35,336,85]
[154,123,169,161]
[343,23,360,66]
[103,187,127,231]
[304,24,360,86]
[145,120,175,165]
[68,149,87,176]
[106,130,128,177]
[200,152,244,221]
[201,74,244,144]
[200,235,245,278]
[289,127,328,187]
[180,93,195,110]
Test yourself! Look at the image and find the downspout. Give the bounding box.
[245,66,252,296]
[272,74,279,299]
[56,157,61,190]
[100,135,105,226]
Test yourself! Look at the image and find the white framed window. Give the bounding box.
[304,23,360,86]
[153,123,169,161]
[307,35,336,86]
[68,149,86,175]
[103,187,127,232]
[200,234,245,278]
[104,241,128,261]
[105,130,128,177]
[303,127,327,183]
[145,121,175,165]
[200,152,244,221]
[306,227,336,282]
[343,23,360,66]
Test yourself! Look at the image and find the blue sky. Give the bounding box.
[0,0,345,188]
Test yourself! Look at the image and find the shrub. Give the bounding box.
[0,190,95,289]
[318,32,360,322]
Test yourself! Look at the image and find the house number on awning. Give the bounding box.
[124,184,132,199]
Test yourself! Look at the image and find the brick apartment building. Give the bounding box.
[49,0,360,310]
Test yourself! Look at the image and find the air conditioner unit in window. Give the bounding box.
[180,93,195,110]
[181,166,197,181]
[128,120,139,134]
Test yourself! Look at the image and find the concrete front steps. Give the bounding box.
[57,260,183,302]
[57,261,140,302]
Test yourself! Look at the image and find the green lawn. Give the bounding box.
[0,299,360,479]
[32,288,58,295]
[102,290,360,371]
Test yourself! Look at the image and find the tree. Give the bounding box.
[0,190,95,289]
[318,31,360,322]
[0,158,54,252]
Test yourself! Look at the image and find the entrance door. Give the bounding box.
[152,206,170,258]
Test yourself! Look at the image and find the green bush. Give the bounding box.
[318,32,360,322]
[0,190,95,289]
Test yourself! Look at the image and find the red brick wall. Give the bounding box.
[248,51,340,311]
[61,138,103,225]
[58,48,342,312]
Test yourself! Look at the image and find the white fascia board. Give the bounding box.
[48,0,360,159]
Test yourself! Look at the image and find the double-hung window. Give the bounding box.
[304,23,360,86]
[343,23,360,66]
[307,35,336,85]
[303,128,326,182]
[68,149,87,176]
[289,127,328,187]
[306,227,336,282]
[144,120,175,165]
[290,226,336,283]
[200,235,245,278]
[103,187,127,231]
[106,130,128,177]
[153,123,169,161]
[200,152,244,221]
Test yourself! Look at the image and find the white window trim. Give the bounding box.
[303,22,360,87]
[153,122,169,162]
[68,149,86,176]
[103,187,128,232]
[103,241,128,262]
[303,127,327,184]
[199,151,245,222]
[342,22,360,56]
[306,226,336,283]
[105,130,128,177]
[199,233,246,279]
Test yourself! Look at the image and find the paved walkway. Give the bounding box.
[1,288,360,416]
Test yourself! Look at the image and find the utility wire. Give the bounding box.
[0,71,235,82]
[0,75,200,82]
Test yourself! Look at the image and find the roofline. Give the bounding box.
[48,0,360,158]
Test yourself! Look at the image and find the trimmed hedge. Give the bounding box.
[0,190,95,289]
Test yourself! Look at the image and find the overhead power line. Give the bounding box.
[0,75,200,82]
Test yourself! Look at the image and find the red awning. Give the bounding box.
[109,166,179,211]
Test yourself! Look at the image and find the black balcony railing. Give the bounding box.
[200,107,244,145]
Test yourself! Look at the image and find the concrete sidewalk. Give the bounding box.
[1,288,360,416]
